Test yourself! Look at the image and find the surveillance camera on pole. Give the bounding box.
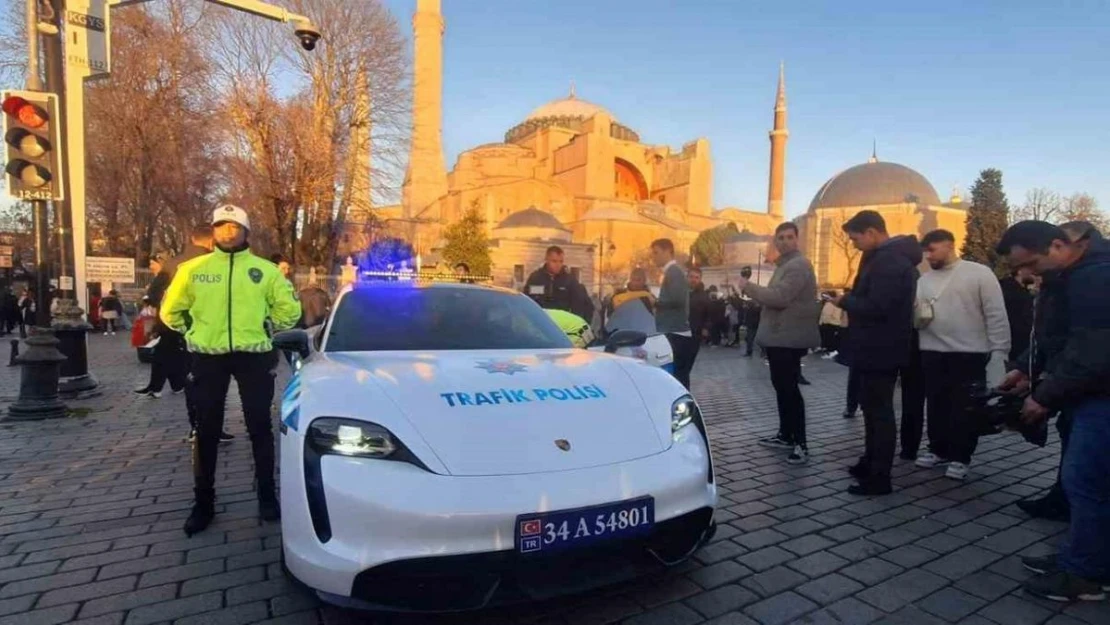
[113,0,322,50]
[292,17,321,51]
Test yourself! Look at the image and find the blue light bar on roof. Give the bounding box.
[358,270,493,283]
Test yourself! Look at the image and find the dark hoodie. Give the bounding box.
[839,235,922,371]
[1025,239,1110,410]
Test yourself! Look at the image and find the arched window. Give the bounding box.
[614,158,648,202]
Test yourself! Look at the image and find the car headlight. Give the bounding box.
[671,395,698,435]
[308,417,397,458]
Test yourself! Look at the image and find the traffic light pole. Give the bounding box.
[7,0,68,421]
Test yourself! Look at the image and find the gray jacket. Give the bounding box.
[744,250,820,349]
[655,262,690,334]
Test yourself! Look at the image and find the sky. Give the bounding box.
[381,0,1110,219]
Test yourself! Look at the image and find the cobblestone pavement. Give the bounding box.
[0,336,1106,625]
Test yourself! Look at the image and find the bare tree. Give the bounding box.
[828,210,861,288]
[1060,193,1108,232]
[1012,188,1061,223]
[207,0,410,268]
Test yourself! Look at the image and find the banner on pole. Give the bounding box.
[65,0,111,79]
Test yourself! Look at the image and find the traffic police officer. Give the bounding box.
[161,205,302,536]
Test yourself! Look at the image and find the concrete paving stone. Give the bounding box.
[789,597,884,624]
[975,512,1024,530]
[986,556,1036,582]
[735,529,790,551]
[855,569,948,613]
[184,540,262,564]
[840,557,905,585]
[226,548,282,572]
[868,528,920,549]
[743,591,818,625]
[804,497,850,513]
[225,577,297,605]
[696,540,747,565]
[180,566,265,597]
[740,566,808,598]
[75,583,177,619]
[96,552,184,580]
[686,584,760,618]
[19,541,114,566]
[776,519,827,537]
[917,587,989,622]
[731,515,779,532]
[923,545,1003,580]
[0,568,99,599]
[1062,600,1110,624]
[819,525,871,543]
[786,551,849,579]
[137,559,225,588]
[872,605,950,625]
[628,576,703,609]
[855,513,905,532]
[768,505,819,522]
[269,592,320,617]
[0,603,78,625]
[1043,616,1093,625]
[121,591,223,625]
[886,505,930,521]
[0,597,35,619]
[794,573,863,604]
[58,546,149,572]
[956,570,1021,601]
[69,613,125,625]
[914,532,970,555]
[809,509,860,528]
[828,539,887,563]
[878,545,939,569]
[0,562,61,586]
[688,560,752,590]
[622,602,703,625]
[947,522,998,542]
[729,502,776,517]
[254,611,321,625]
[736,547,795,573]
[173,601,270,625]
[977,527,1046,555]
[703,613,760,625]
[975,594,1054,625]
[780,535,836,557]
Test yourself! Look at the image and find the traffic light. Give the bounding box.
[2,90,64,202]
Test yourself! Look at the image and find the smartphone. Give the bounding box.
[820,293,834,302]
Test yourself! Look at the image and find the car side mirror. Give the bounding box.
[273,329,310,359]
[604,329,647,353]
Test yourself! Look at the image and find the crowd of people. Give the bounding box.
[520,212,1109,603]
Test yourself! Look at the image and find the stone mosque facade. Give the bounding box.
[365,0,967,291]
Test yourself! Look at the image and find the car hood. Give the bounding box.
[324,349,665,476]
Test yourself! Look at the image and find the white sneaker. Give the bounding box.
[110,332,116,336]
[945,462,969,480]
[149,391,162,399]
[103,332,109,336]
[915,452,950,468]
[786,445,809,465]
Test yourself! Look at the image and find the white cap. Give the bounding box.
[212,204,251,230]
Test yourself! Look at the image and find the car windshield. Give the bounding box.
[325,286,574,352]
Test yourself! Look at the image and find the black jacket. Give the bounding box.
[688,285,711,336]
[999,276,1034,364]
[839,235,922,372]
[523,267,594,321]
[1021,242,1110,410]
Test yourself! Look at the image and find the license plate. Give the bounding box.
[515,497,654,555]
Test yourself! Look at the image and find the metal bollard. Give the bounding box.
[8,339,18,366]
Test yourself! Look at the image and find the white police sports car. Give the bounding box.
[275,280,716,612]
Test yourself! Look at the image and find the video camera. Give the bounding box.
[965,381,1048,447]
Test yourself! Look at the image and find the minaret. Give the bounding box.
[767,62,788,220]
[869,139,878,164]
[402,0,448,219]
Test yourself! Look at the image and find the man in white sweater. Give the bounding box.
[914,229,1010,480]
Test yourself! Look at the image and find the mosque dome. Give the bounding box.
[496,206,569,231]
[808,160,941,212]
[525,93,614,123]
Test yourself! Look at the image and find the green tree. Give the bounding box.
[442,202,492,276]
[961,168,1010,274]
[691,222,739,267]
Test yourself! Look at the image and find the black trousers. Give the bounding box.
[191,352,276,500]
[859,369,898,482]
[1041,412,1073,509]
[819,325,840,352]
[921,351,988,464]
[846,367,860,414]
[898,340,926,458]
[148,331,188,393]
[767,347,808,448]
[666,333,699,391]
[744,324,757,355]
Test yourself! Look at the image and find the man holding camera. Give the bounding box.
[913,229,1010,481]
[996,220,1110,602]
[737,222,820,465]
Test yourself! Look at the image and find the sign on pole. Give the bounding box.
[65,0,111,79]
[86,257,134,283]
[0,257,12,269]
[0,246,13,256]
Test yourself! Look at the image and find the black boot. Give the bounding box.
[184,489,215,537]
[258,483,280,522]
[1016,494,1070,521]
